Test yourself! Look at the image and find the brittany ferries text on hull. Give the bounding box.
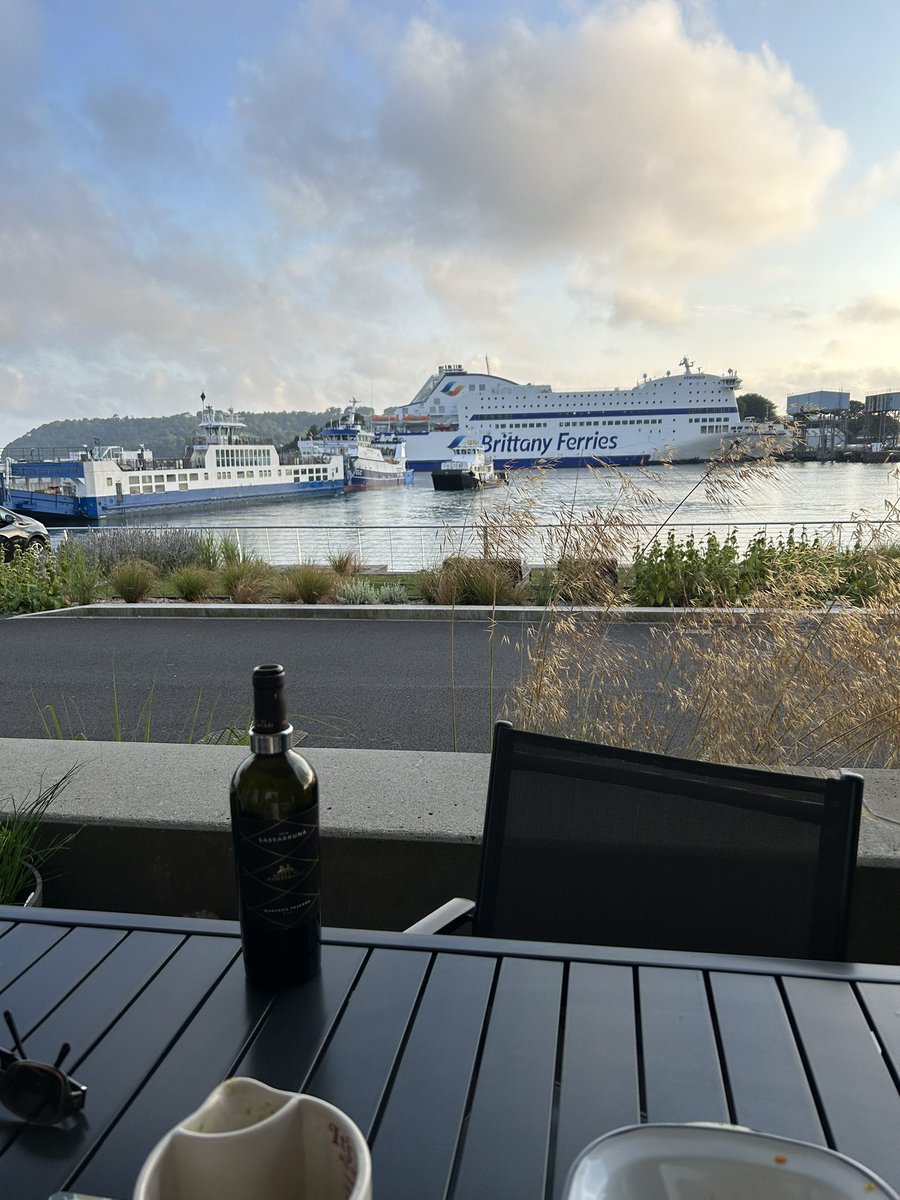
[373,357,794,471]
[0,398,344,521]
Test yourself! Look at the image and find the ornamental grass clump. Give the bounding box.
[327,549,364,577]
[168,565,215,602]
[109,558,156,603]
[0,766,79,904]
[502,457,900,769]
[277,564,336,604]
[221,558,275,603]
[420,556,526,606]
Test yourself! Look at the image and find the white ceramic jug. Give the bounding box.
[133,1077,372,1200]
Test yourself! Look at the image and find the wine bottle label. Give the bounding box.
[234,809,320,930]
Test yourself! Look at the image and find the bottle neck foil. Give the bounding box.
[249,725,295,755]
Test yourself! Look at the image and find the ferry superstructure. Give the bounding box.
[1,399,344,520]
[374,358,793,470]
[314,400,414,489]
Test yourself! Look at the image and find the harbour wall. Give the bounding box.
[3,738,900,963]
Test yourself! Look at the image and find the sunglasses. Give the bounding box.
[0,1010,86,1125]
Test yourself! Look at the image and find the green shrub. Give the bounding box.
[55,542,105,606]
[0,547,66,614]
[109,558,156,603]
[169,565,215,602]
[221,558,274,603]
[277,564,336,604]
[377,582,409,604]
[336,579,380,604]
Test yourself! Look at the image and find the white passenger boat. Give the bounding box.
[1,397,345,520]
[375,357,794,470]
[431,440,508,491]
[315,401,414,489]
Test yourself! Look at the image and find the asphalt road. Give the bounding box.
[1,614,654,752]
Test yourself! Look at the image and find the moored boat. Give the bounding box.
[431,440,508,491]
[313,400,414,489]
[376,357,795,470]
[0,396,345,520]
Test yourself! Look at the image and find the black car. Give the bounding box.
[0,506,51,561]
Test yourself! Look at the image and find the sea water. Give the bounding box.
[88,460,899,570]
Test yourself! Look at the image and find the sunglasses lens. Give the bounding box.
[0,1062,65,1124]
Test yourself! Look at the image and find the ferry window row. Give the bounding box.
[214,448,272,468]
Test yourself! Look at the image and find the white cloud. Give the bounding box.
[840,294,900,325]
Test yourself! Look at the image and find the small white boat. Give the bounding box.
[431,440,508,491]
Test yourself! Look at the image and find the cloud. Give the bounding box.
[840,295,900,325]
[607,287,690,328]
[238,0,847,276]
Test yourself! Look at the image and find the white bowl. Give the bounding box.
[564,1123,899,1200]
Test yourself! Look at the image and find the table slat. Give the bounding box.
[857,982,900,1081]
[0,920,69,989]
[73,953,274,1200]
[785,977,900,1191]
[0,933,239,1200]
[552,963,640,1200]
[0,925,126,1028]
[306,948,431,1136]
[710,972,825,1144]
[233,944,368,1089]
[452,955,563,1200]
[372,952,496,1200]
[639,967,729,1124]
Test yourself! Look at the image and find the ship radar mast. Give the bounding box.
[679,356,694,376]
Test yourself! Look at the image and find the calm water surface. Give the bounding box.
[93,461,900,567]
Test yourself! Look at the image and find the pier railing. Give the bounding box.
[47,519,900,571]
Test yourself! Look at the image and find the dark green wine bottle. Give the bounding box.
[230,664,321,985]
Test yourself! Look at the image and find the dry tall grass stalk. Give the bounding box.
[493,455,900,768]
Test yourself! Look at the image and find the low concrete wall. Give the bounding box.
[3,738,900,961]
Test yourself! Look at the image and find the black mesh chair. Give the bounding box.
[407,721,864,960]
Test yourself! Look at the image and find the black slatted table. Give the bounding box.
[3,906,900,1200]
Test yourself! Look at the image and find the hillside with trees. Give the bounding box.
[1,405,373,461]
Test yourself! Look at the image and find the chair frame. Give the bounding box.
[409,722,864,960]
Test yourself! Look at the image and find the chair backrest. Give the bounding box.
[473,722,863,960]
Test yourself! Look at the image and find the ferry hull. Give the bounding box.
[3,478,343,521]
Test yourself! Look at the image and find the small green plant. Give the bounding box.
[0,547,66,614]
[221,558,274,603]
[277,564,336,604]
[0,766,79,904]
[168,565,215,602]
[55,542,105,606]
[376,582,410,604]
[327,549,364,576]
[336,579,380,604]
[109,558,156,603]
[193,530,222,570]
[219,534,243,567]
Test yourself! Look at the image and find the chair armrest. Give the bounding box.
[404,898,475,935]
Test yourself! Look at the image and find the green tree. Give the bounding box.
[736,393,778,422]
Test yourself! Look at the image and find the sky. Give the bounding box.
[3,0,900,443]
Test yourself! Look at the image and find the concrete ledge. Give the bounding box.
[3,738,900,959]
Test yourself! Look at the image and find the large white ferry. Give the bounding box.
[1,399,345,520]
[375,357,794,470]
